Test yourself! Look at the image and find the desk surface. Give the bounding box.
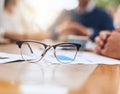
[0,44,120,94]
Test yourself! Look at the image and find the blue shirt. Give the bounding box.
[67,7,114,40]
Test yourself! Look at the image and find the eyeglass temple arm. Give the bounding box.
[26,43,33,54]
[17,41,33,54]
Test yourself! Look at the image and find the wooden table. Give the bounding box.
[0,44,119,94]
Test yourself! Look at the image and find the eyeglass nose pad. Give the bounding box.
[54,49,56,57]
[41,46,51,57]
[41,50,47,57]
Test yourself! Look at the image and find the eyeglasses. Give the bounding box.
[16,40,81,63]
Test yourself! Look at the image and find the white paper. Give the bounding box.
[76,51,120,64]
[0,52,23,64]
[0,51,120,64]
[45,51,120,64]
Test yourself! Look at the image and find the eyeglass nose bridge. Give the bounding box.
[41,45,52,58]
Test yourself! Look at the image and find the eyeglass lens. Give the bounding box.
[55,44,77,63]
[20,42,45,62]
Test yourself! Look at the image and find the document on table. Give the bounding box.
[76,51,120,64]
[45,51,120,64]
[0,52,23,64]
[0,51,120,64]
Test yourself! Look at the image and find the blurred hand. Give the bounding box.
[4,31,24,40]
[4,31,50,41]
[95,31,111,53]
[28,31,50,40]
[60,21,89,36]
[95,31,120,59]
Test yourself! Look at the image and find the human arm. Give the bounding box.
[95,30,120,59]
[59,21,93,36]
[4,31,51,41]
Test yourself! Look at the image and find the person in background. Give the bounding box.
[0,0,50,42]
[95,29,120,59]
[50,0,114,41]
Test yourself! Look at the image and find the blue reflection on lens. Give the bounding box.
[57,55,73,61]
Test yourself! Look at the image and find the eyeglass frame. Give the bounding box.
[16,40,81,63]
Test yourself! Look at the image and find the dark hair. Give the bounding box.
[4,0,10,7]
